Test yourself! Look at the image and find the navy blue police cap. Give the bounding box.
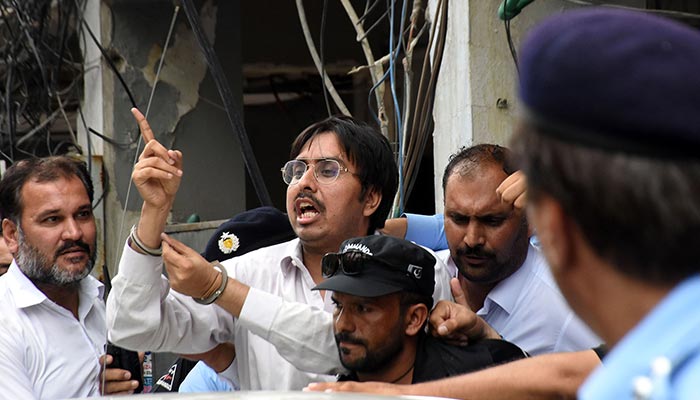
[203,206,296,262]
[518,8,700,158]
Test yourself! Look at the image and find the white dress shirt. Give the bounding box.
[438,244,601,355]
[0,262,106,400]
[107,237,452,390]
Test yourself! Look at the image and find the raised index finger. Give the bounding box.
[131,107,155,143]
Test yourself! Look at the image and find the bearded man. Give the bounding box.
[0,156,136,399]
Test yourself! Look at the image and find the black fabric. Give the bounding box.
[106,343,143,393]
[338,334,526,383]
[593,344,608,361]
[412,336,526,383]
[152,358,197,393]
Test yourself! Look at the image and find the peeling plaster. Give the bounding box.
[140,0,218,126]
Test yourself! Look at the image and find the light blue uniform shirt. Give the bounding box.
[580,274,700,400]
[179,361,234,393]
[404,213,448,250]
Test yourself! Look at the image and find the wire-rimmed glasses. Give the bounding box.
[281,158,350,185]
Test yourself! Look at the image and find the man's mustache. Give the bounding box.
[296,192,326,213]
[455,245,494,259]
[335,332,366,347]
[55,240,91,257]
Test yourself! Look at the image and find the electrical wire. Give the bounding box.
[391,0,409,213]
[340,0,387,135]
[3,55,15,161]
[357,0,382,25]
[72,0,141,155]
[367,64,393,126]
[380,0,411,214]
[114,4,180,290]
[0,0,139,165]
[55,95,77,147]
[11,0,51,101]
[181,0,273,206]
[320,0,332,116]
[97,3,180,395]
[504,0,519,70]
[75,0,91,174]
[0,0,81,162]
[403,0,448,204]
[88,127,137,149]
[356,6,391,42]
[73,0,137,109]
[296,0,351,116]
[145,6,180,119]
[363,0,406,152]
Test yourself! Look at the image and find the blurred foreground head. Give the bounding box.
[513,7,700,286]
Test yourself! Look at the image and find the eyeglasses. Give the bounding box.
[322,251,372,278]
[281,158,351,186]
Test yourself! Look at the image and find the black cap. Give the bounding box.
[313,235,435,298]
[202,206,296,262]
[519,8,700,158]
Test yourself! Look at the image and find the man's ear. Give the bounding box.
[362,187,382,218]
[403,303,429,337]
[528,195,574,275]
[2,218,19,255]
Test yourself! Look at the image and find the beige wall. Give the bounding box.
[429,0,645,212]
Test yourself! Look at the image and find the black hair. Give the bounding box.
[442,144,517,193]
[290,115,399,234]
[0,156,93,223]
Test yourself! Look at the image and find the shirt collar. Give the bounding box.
[5,260,104,311]
[280,238,307,277]
[78,274,104,320]
[481,244,540,316]
[5,261,46,308]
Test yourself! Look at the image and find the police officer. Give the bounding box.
[513,7,700,399]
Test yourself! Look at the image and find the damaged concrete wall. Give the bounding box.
[98,0,244,269]
[429,0,645,212]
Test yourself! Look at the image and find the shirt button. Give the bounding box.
[633,375,653,399]
[651,356,671,377]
